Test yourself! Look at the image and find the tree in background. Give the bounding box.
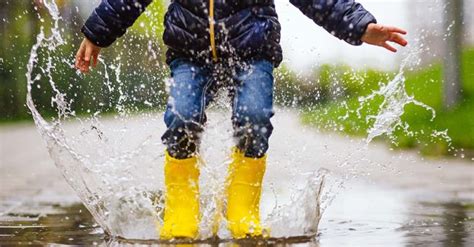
[443,0,464,109]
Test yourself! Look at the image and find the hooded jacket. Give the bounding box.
[81,0,376,67]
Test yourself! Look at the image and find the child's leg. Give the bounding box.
[162,58,212,158]
[225,59,274,238]
[159,59,211,239]
[232,59,274,158]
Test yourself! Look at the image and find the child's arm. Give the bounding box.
[75,0,152,73]
[290,0,407,51]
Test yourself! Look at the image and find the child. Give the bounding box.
[75,0,407,239]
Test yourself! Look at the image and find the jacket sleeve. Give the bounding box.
[289,0,376,45]
[81,0,153,47]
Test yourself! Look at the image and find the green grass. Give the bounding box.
[302,48,474,157]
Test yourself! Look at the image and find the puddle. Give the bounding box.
[317,184,472,246]
[0,203,102,246]
[1,182,472,246]
[399,201,474,246]
[0,201,315,246]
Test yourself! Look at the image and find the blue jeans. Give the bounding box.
[162,58,274,159]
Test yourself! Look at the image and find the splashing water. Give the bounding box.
[26,0,327,240]
[357,49,436,144]
[24,0,455,242]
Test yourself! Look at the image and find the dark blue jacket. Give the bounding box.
[82,0,376,67]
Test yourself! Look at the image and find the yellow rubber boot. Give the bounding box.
[226,148,267,239]
[160,152,200,239]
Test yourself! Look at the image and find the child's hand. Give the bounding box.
[33,0,44,8]
[361,23,408,52]
[75,38,101,73]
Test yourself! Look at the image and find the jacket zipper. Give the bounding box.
[209,0,218,62]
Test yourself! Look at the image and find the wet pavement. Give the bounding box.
[1,111,473,246]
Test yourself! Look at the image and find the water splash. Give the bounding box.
[25,0,326,240]
[357,49,436,144]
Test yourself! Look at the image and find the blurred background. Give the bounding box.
[0,0,473,157]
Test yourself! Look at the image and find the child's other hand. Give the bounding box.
[361,23,408,52]
[75,38,101,73]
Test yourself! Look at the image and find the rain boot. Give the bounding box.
[226,148,267,238]
[160,151,200,239]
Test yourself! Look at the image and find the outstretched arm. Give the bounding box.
[290,0,407,51]
[75,0,152,73]
[290,0,377,45]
